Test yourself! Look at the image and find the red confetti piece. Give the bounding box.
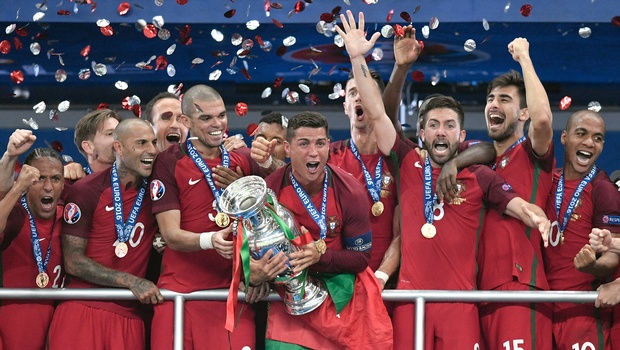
[144,24,157,39]
[276,45,287,56]
[559,96,572,110]
[132,104,141,117]
[50,141,63,152]
[13,37,21,50]
[57,10,71,16]
[274,77,284,87]
[121,96,132,110]
[15,28,28,37]
[520,4,532,17]
[386,9,394,22]
[400,11,411,22]
[0,40,11,54]
[117,2,130,16]
[264,0,271,14]
[272,18,283,28]
[271,2,282,9]
[331,6,341,16]
[176,0,188,4]
[328,65,337,75]
[100,25,114,36]
[246,123,258,137]
[480,36,491,45]
[155,55,168,70]
[224,9,236,18]
[181,37,192,45]
[97,103,109,110]
[411,70,425,82]
[294,1,305,13]
[235,102,249,116]
[612,16,620,27]
[10,70,24,84]
[305,94,320,106]
[35,32,48,40]
[80,45,91,57]
[413,5,421,14]
[320,13,334,23]
[255,35,265,46]
[241,68,251,80]
[418,40,425,52]
[393,24,404,38]
[210,61,223,68]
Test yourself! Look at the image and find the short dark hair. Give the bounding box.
[487,70,527,109]
[420,96,465,130]
[24,147,63,166]
[347,69,386,93]
[74,109,122,159]
[286,111,329,142]
[181,85,222,116]
[259,112,285,126]
[143,92,179,123]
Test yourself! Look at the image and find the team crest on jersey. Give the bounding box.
[327,216,341,236]
[499,156,510,168]
[602,215,620,225]
[450,181,467,205]
[63,203,81,224]
[150,180,165,201]
[501,183,512,192]
[380,173,393,198]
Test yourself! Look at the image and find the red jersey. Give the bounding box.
[544,169,620,294]
[478,136,555,290]
[265,164,372,273]
[62,167,157,317]
[329,140,398,271]
[150,144,263,292]
[390,138,517,290]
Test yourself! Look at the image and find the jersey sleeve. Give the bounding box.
[523,135,555,173]
[592,172,620,232]
[62,180,99,239]
[0,204,26,250]
[150,149,181,214]
[470,164,519,214]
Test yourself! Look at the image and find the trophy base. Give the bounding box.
[283,276,329,315]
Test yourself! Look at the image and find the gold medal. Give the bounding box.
[315,239,327,255]
[115,242,128,258]
[35,272,49,288]
[371,201,384,217]
[215,212,230,228]
[560,232,565,245]
[421,223,436,239]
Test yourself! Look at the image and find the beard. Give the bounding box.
[423,138,460,166]
[487,118,519,143]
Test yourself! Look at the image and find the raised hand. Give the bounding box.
[589,228,612,253]
[14,164,40,193]
[7,129,37,158]
[393,25,421,66]
[335,10,381,60]
[507,37,530,63]
[251,137,277,165]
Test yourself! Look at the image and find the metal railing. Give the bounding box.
[0,288,600,350]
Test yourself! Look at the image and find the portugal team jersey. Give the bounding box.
[329,140,398,271]
[477,136,554,290]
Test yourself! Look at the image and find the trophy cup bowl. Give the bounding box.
[219,175,328,315]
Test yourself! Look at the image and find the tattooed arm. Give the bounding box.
[62,234,163,304]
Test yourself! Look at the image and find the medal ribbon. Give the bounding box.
[555,165,597,233]
[185,135,230,206]
[20,195,54,275]
[111,163,147,244]
[492,136,526,170]
[423,155,438,225]
[289,167,328,240]
[84,165,92,175]
[349,139,382,203]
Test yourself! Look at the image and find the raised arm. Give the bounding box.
[0,129,37,195]
[62,234,163,304]
[0,165,39,236]
[383,25,421,140]
[509,38,553,156]
[374,204,401,290]
[336,10,396,156]
[155,209,233,258]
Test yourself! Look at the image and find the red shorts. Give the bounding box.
[47,301,145,350]
[479,281,552,350]
[552,304,611,350]
[610,306,620,350]
[393,302,482,350]
[0,301,54,350]
[151,300,255,350]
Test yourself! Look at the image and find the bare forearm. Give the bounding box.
[520,57,553,152]
[383,64,411,139]
[0,152,17,194]
[376,236,401,277]
[453,142,495,169]
[579,252,620,278]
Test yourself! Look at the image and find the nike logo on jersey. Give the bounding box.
[105,205,114,211]
[188,178,201,185]
[414,161,422,168]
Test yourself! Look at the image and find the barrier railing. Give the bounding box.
[0,288,600,350]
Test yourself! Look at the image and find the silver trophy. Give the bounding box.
[219,175,328,315]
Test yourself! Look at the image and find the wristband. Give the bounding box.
[374,270,389,284]
[257,156,273,169]
[199,231,215,250]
